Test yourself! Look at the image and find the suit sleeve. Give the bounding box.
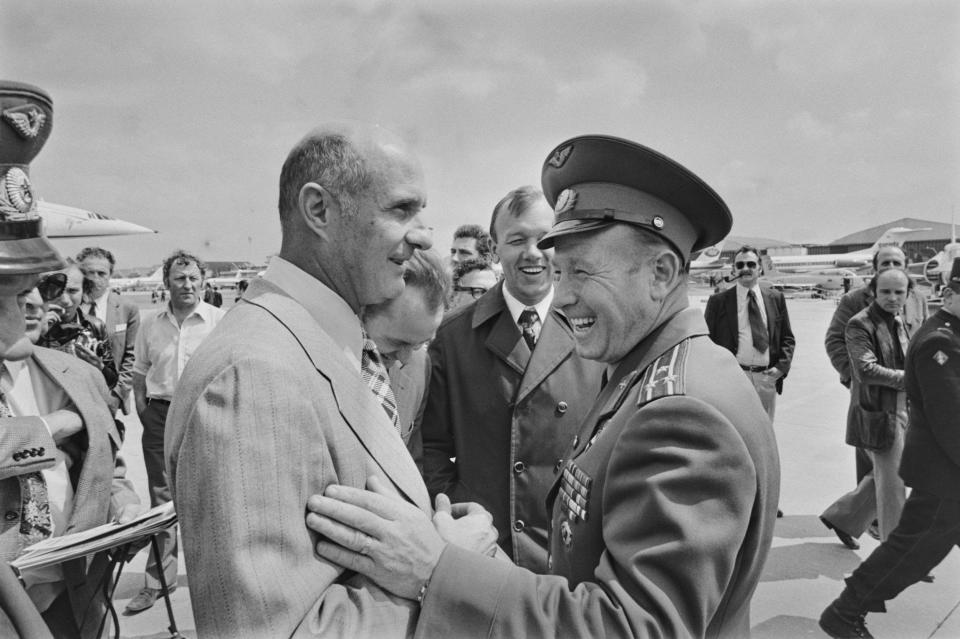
[420,337,461,500]
[167,354,417,639]
[845,319,904,391]
[0,418,57,481]
[825,295,857,385]
[112,301,139,406]
[405,354,431,474]
[773,293,795,376]
[416,396,756,638]
[703,295,721,346]
[912,332,960,466]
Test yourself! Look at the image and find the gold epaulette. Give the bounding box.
[636,339,689,407]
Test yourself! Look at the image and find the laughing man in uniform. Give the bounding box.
[305,135,781,638]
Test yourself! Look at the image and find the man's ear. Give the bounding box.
[650,250,683,299]
[298,182,341,241]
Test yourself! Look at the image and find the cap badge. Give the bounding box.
[2,105,47,140]
[933,350,949,366]
[0,168,35,218]
[555,188,578,214]
[547,144,572,168]
[652,215,665,229]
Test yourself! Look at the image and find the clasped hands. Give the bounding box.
[305,476,498,601]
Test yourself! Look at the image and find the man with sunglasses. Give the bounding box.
[448,258,499,310]
[705,245,796,423]
[420,185,603,572]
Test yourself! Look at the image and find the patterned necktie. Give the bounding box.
[87,302,97,318]
[360,331,400,433]
[893,315,910,359]
[518,308,541,351]
[747,290,769,353]
[0,367,52,543]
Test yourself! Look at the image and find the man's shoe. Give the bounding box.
[819,602,874,638]
[777,509,784,518]
[820,517,860,550]
[867,520,880,540]
[124,586,175,614]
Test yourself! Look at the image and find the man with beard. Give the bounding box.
[125,249,225,613]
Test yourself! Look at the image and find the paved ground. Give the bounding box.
[108,292,960,638]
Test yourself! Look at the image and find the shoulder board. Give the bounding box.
[636,339,689,407]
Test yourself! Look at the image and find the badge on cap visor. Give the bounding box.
[555,188,578,214]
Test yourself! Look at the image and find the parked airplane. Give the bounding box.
[38,200,155,238]
[111,266,163,291]
[920,222,960,288]
[689,239,727,272]
[768,227,926,273]
[206,267,264,290]
[759,255,864,293]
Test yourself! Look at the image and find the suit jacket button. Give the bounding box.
[556,401,568,414]
[553,459,563,474]
[513,461,526,474]
[513,519,525,532]
[4,511,17,522]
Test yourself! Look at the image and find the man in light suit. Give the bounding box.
[165,122,495,638]
[0,79,141,638]
[704,245,796,423]
[361,249,450,465]
[306,134,779,638]
[76,247,140,415]
[420,185,604,572]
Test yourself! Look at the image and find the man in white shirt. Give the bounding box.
[126,249,225,613]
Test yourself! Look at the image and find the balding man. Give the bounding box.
[166,122,494,638]
[307,135,779,638]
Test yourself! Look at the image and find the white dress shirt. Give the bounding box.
[735,283,769,367]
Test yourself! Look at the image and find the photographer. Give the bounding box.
[37,264,118,390]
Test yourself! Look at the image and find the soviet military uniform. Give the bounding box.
[415,308,780,638]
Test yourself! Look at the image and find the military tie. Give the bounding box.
[747,290,769,353]
[0,366,52,543]
[518,308,541,352]
[360,330,400,433]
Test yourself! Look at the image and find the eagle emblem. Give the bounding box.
[547,144,572,168]
[2,106,47,139]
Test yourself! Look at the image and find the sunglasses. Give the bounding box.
[735,261,758,270]
[37,273,67,302]
[453,285,488,299]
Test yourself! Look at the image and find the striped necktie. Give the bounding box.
[360,332,400,433]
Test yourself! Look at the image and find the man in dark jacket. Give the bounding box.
[820,258,960,639]
[820,269,913,550]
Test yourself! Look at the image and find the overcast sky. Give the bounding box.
[3,0,958,269]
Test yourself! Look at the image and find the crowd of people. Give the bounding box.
[0,80,958,639]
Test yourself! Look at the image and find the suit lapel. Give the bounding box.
[516,309,574,403]
[760,287,777,346]
[246,282,431,512]
[474,283,528,377]
[723,287,739,347]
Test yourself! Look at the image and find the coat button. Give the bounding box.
[553,459,563,474]
[4,511,18,522]
[513,461,526,474]
[12,453,20,461]
[513,519,525,532]
[556,401,568,414]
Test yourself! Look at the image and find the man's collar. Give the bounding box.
[501,284,554,325]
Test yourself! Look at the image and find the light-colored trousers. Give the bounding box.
[743,369,777,423]
[821,406,908,540]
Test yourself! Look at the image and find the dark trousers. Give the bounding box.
[139,400,178,590]
[838,490,960,614]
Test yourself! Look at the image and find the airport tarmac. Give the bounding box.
[107,291,960,638]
